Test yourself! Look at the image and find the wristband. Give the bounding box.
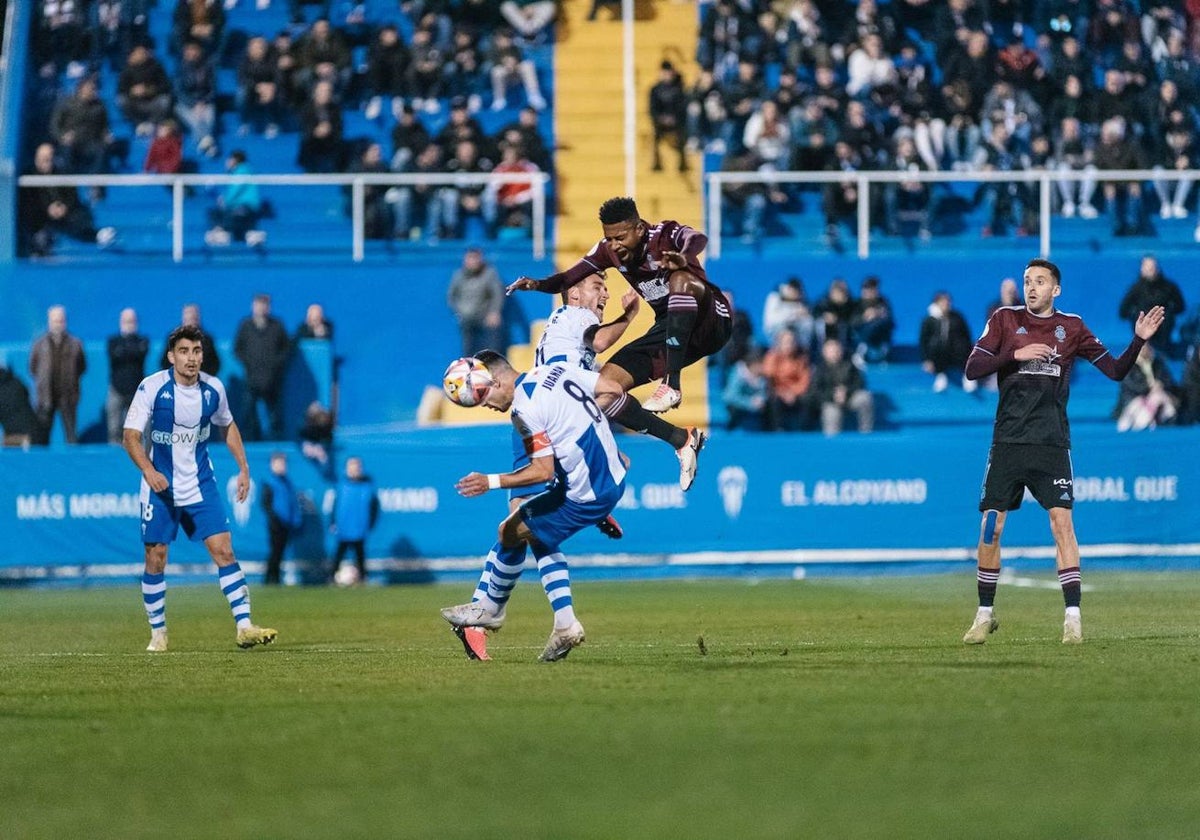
[486,474,502,490]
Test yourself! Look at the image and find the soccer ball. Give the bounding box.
[442,357,494,407]
[333,564,360,587]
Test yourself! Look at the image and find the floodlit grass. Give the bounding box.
[2,574,1198,839]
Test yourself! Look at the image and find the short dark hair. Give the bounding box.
[599,196,639,225]
[1026,257,1061,284]
[473,349,511,378]
[562,271,604,305]
[168,324,205,351]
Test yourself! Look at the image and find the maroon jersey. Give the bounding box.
[965,305,1145,448]
[538,219,712,320]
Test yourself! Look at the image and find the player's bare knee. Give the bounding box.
[498,512,525,547]
[980,510,1005,544]
[668,272,703,297]
[593,372,624,410]
[143,544,168,574]
[598,362,634,394]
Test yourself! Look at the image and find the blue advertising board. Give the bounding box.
[1,426,1197,586]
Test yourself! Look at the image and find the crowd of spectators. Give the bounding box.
[0,295,338,448]
[721,272,889,434]
[29,1,1200,255]
[696,0,1200,245]
[720,254,1200,432]
[21,1,555,255]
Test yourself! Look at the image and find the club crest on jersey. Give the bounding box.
[1015,327,1027,335]
[1055,325,1066,341]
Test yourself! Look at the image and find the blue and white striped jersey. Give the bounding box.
[511,364,626,505]
[124,370,234,506]
[534,305,600,371]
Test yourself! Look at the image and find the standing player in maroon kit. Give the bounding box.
[961,258,1164,646]
[506,196,732,419]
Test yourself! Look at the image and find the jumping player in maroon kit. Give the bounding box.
[961,258,1164,646]
[507,195,732,432]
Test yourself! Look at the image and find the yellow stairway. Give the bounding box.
[550,0,708,428]
[421,0,707,427]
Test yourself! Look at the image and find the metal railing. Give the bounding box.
[17,171,551,261]
[704,168,1197,259]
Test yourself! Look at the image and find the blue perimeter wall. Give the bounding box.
[2,250,1196,433]
[1,425,1198,586]
[0,253,554,431]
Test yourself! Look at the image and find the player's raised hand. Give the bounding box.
[456,472,491,497]
[1135,305,1166,340]
[620,290,640,317]
[505,276,540,296]
[1013,343,1055,362]
[660,250,687,270]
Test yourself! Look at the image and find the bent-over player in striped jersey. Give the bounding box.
[961,258,1164,646]
[440,350,629,662]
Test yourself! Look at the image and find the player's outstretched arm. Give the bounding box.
[1093,306,1166,380]
[505,276,542,295]
[508,254,611,296]
[1135,305,1166,341]
[456,456,555,497]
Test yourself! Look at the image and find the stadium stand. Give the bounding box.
[3,0,1198,442]
[19,0,557,258]
[2,1,1200,584]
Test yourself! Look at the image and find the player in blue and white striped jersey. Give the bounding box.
[122,324,277,653]
[449,274,637,660]
[441,350,628,662]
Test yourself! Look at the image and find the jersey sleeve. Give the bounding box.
[209,377,235,427]
[512,409,553,460]
[539,242,616,293]
[1082,323,1145,381]
[123,374,157,431]
[964,310,1011,379]
[667,221,708,258]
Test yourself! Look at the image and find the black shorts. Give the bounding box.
[608,287,733,387]
[978,442,1074,512]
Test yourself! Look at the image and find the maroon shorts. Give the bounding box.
[609,286,732,387]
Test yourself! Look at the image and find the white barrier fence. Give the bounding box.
[704,168,1198,259]
[18,171,551,261]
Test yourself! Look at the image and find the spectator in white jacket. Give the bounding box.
[846,34,896,98]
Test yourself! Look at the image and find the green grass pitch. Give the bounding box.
[2,573,1198,839]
